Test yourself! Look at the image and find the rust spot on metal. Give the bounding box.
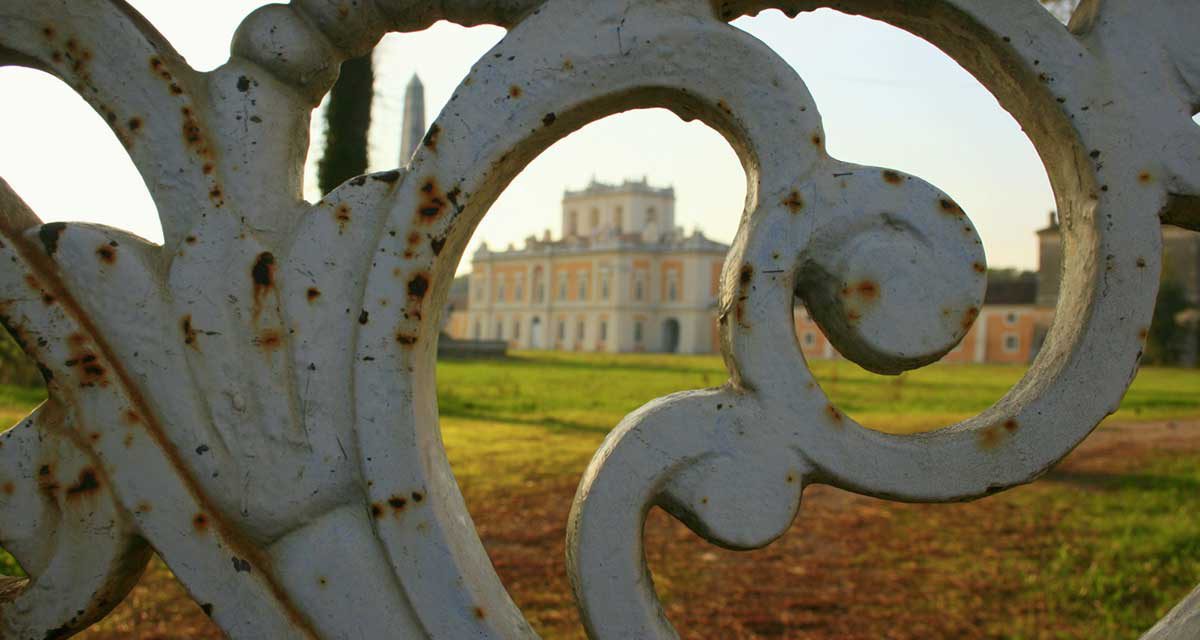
[1,482,13,496]
[842,280,879,301]
[231,557,252,573]
[543,112,557,126]
[96,245,116,264]
[962,306,980,330]
[396,333,417,346]
[826,404,843,424]
[739,264,753,285]
[251,252,276,307]
[65,468,100,498]
[371,503,384,519]
[811,134,822,146]
[416,178,448,223]
[1138,171,1152,184]
[882,170,903,185]
[978,421,1016,449]
[201,603,214,617]
[1138,327,1149,341]
[474,607,486,620]
[181,315,199,349]
[388,496,407,511]
[973,262,986,273]
[411,491,424,502]
[334,203,351,228]
[135,501,152,513]
[185,235,197,245]
[408,273,430,299]
[42,26,55,40]
[1136,257,1147,268]
[562,59,574,71]
[306,288,321,302]
[939,198,964,216]
[236,75,251,92]
[255,329,283,350]
[122,409,141,425]
[372,170,401,184]
[193,513,209,532]
[508,85,523,98]
[38,222,67,255]
[26,274,55,305]
[430,236,446,256]
[423,124,441,149]
[358,310,370,325]
[846,309,862,323]
[782,191,804,213]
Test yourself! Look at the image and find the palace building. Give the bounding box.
[454,178,729,353]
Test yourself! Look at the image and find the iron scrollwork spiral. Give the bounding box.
[0,0,1196,638]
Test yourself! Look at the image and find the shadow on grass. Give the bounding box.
[1044,469,1200,493]
[438,406,614,435]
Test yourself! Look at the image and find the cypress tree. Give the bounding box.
[318,53,375,195]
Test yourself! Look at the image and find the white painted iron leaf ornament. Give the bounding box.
[0,0,1197,638]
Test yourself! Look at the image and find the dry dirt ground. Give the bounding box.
[76,419,1200,639]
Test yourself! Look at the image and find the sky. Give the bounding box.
[0,2,1070,273]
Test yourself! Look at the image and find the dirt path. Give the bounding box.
[77,419,1200,639]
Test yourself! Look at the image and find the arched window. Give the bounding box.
[646,207,658,223]
[567,210,579,236]
[589,208,600,229]
[614,206,623,233]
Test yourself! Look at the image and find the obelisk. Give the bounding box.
[400,74,426,162]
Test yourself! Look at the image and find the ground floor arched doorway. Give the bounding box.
[662,318,680,353]
[531,316,544,349]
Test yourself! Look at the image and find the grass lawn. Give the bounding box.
[2,352,1199,638]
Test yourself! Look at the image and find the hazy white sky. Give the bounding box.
[0,2,1066,272]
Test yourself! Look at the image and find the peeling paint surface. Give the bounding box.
[0,1,1196,639]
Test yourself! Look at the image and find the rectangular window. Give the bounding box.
[578,272,588,300]
[515,279,523,302]
[496,321,503,339]
[600,321,608,341]
[634,274,645,301]
[557,321,565,340]
[558,274,568,300]
[473,322,481,339]
[601,273,610,300]
[577,320,585,341]
[634,321,643,342]
[497,280,506,302]
[1005,312,1018,325]
[513,319,521,339]
[667,272,679,301]
[1003,334,1020,352]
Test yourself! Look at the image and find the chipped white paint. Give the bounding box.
[0,0,1195,638]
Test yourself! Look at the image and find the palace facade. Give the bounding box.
[454,179,728,354]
